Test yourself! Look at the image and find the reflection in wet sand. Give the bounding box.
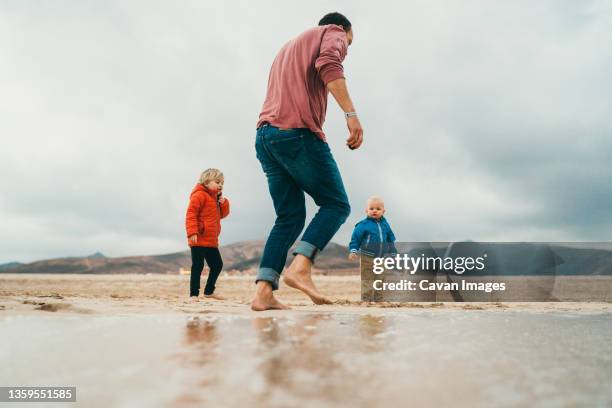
[1,311,611,407]
[172,317,221,406]
[184,316,219,361]
[252,314,350,407]
[358,315,388,352]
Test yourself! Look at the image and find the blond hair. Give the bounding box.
[198,168,224,185]
[366,195,384,207]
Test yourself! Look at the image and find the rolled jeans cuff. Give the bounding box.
[292,240,319,262]
[256,267,280,291]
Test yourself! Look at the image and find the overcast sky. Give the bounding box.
[1,0,611,263]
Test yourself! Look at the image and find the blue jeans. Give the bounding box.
[255,124,351,290]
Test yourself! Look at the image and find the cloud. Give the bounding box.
[1,1,611,263]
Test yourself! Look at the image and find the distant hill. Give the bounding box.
[403,243,612,276]
[0,262,24,272]
[87,252,106,259]
[0,240,357,275]
[3,242,611,276]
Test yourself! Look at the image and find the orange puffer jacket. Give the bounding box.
[185,184,230,247]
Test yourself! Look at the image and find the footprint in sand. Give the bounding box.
[22,300,46,306]
[36,303,73,312]
[35,303,93,314]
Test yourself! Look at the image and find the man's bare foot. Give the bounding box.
[186,296,199,303]
[283,255,333,305]
[203,294,225,300]
[251,281,290,311]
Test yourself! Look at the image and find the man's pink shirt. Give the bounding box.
[257,25,348,141]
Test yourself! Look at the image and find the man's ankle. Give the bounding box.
[292,254,312,272]
[255,280,273,294]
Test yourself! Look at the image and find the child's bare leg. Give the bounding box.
[251,281,290,311]
[283,254,332,305]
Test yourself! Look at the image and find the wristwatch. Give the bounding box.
[344,111,358,118]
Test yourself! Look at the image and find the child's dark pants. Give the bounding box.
[190,247,223,296]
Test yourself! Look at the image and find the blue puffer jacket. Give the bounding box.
[349,217,397,257]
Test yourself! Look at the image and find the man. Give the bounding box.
[252,12,363,311]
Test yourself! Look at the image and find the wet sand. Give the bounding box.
[1,274,611,407]
[2,273,610,314]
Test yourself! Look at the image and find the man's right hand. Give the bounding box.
[326,78,363,150]
[346,115,363,150]
[189,235,198,244]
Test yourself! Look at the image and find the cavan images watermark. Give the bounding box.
[360,242,612,302]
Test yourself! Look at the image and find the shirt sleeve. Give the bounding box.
[387,226,396,243]
[385,222,398,255]
[349,224,365,253]
[315,25,348,85]
[220,198,230,219]
[185,194,204,237]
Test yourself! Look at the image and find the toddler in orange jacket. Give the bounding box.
[185,168,230,299]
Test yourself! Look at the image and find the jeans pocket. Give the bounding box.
[303,133,336,171]
[269,133,305,160]
[311,136,331,155]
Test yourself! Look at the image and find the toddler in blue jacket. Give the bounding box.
[349,196,397,259]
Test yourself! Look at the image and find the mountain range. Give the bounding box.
[2,242,612,275]
[0,240,356,275]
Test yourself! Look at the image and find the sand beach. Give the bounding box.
[1,274,611,407]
